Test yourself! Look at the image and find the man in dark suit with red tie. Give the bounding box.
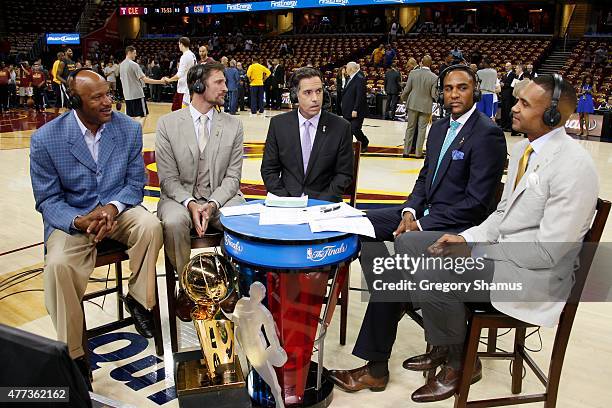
[328,65,507,393]
[261,67,354,203]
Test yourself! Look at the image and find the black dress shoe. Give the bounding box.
[123,294,155,338]
[403,346,449,371]
[74,356,93,391]
[360,142,369,154]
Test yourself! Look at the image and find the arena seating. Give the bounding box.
[561,39,611,106]
[352,36,552,93]
[5,0,83,33]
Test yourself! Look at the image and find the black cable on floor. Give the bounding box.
[0,289,44,301]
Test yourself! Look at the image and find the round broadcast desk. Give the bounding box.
[221,199,359,408]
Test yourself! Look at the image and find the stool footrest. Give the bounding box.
[86,317,134,339]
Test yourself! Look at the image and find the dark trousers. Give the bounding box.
[385,94,399,119]
[271,86,282,109]
[150,84,162,102]
[227,90,238,114]
[0,84,8,110]
[349,116,369,145]
[238,85,246,110]
[396,232,494,347]
[500,89,514,130]
[33,86,44,110]
[250,85,264,114]
[352,206,408,361]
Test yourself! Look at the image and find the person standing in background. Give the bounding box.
[225,59,240,115]
[165,37,197,111]
[384,62,401,120]
[500,62,516,132]
[476,58,498,120]
[0,62,9,112]
[577,74,596,138]
[31,62,47,112]
[246,57,270,115]
[237,62,247,112]
[342,61,369,152]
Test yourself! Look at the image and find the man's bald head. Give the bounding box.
[421,55,432,67]
[68,69,113,128]
[68,69,106,97]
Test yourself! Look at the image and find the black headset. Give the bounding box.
[67,67,93,110]
[187,64,207,94]
[542,73,563,127]
[437,64,481,106]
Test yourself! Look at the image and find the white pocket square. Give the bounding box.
[525,172,544,194]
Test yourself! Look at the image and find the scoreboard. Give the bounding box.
[119,6,182,16]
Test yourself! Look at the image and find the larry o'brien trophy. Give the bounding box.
[174,253,250,408]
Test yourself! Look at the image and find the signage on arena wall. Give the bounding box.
[117,0,502,16]
[46,33,80,45]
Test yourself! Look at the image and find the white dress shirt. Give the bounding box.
[297,108,321,151]
[182,105,219,210]
[402,103,477,231]
[71,110,124,228]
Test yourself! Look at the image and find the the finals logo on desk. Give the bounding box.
[306,244,347,262]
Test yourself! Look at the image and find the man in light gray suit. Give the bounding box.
[156,62,245,319]
[400,54,437,158]
[393,75,598,402]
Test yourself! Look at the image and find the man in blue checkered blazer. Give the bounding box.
[29,70,162,377]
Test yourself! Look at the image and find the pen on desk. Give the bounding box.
[321,204,341,213]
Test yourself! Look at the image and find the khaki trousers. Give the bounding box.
[44,206,163,359]
[157,196,244,281]
[403,109,430,156]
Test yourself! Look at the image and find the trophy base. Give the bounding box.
[249,362,333,408]
[174,350,252,408]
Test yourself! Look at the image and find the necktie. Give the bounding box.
[514,144,534,190]
[198,114,209,152]
[425,120,461,216]
[301,120,313,174]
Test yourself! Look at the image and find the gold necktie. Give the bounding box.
[198,115,209,152]
[514,144,534,190]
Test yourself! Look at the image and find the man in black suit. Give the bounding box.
[270,58,285,110]
[261,67,353,202]
[328,65,507,394]
[342,61,369,153]
[500,61,516,131]
[384,62,401,120]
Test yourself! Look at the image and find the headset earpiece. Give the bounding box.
[542,73,563,127]
[188,64,206,94]
[67,67,92,110]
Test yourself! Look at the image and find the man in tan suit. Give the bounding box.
[400,55,438,158]
[156,62,245,319]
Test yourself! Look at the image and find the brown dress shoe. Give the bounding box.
[328,365,388,393]
[411,359,482,403]
[402,346,449,371]
[175,288,195,322]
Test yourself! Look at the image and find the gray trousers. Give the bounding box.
[394,231,495,346]
[403,109,430,156]
[157,196,244,282]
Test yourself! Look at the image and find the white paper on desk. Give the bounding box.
[259,207,310,225]
[307,202,365,221]
[309,217,376,238]
[219,203,265,217]
[264,192,308,208]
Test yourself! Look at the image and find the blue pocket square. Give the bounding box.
[451,150,464,160]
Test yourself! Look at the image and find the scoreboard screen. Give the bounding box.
[119,7,148,16]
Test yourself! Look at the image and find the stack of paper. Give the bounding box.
[219,203,265,217]
[264,193,308,208]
